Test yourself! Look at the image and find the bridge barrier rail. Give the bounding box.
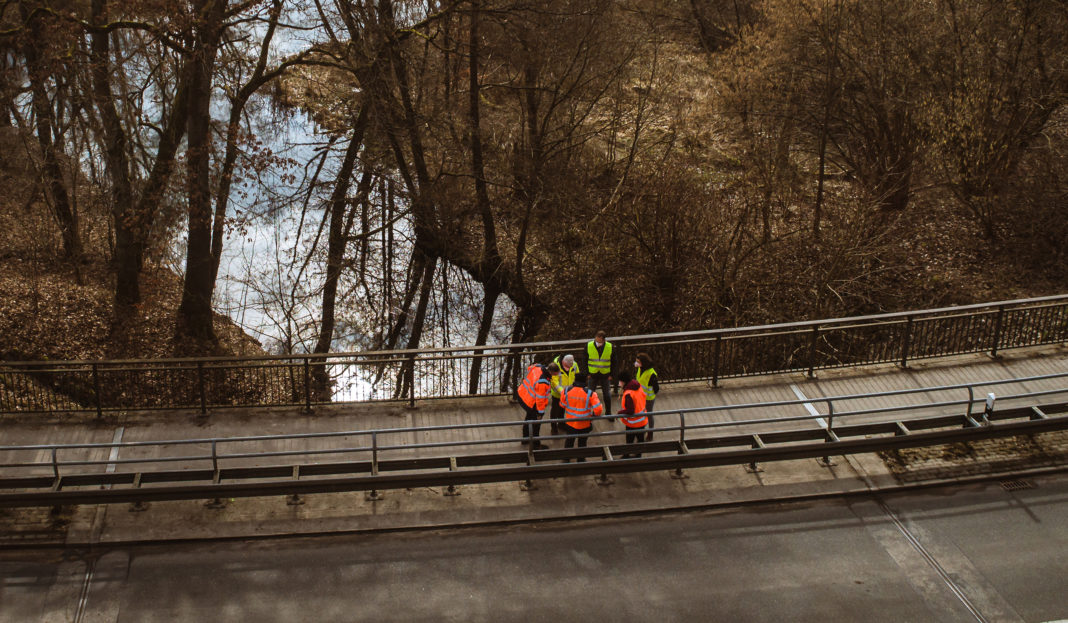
[1,294,1066,416]
[2,371,1066,488]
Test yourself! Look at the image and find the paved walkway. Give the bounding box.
[1,345,1066,546]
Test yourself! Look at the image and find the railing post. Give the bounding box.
[712,335,721,387]
[92,363,102,419]
[807,324,819,378]
[407,353,416,409]
[303,357,312,414]
[900,316,913,368]
[991,305,1005,357]
[197,361,207,416]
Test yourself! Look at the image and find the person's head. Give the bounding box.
[617,370,631,384]
[546,362,560,375]
[561,354,575,370]
[635,352,653,369]
[573,372,588,386]
[594,330,606,346]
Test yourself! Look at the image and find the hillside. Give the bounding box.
[0,127,262,363]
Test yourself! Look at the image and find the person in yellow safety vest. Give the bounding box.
[549,353,581,436]
[517,362,558,449]
[634,352,659,442]
[560,372,603,462]
[615,371,648,458]
[582,330,618,414]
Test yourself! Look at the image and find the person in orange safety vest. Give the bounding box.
[560,372,603,462]
[615,371,648,458]
[517,362,558,449]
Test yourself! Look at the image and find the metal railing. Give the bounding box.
[2,371,1066,507]
[2,294,1066,415]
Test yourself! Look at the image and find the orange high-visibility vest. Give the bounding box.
[619,389,647,428]
[561,386,602,430]
[518,365,551,411]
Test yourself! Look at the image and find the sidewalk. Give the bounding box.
[2,346,1067,547]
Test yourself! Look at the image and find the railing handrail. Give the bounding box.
[3,294,1066,367]
[4,370,1065,459]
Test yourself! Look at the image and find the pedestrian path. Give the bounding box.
[3,345,1066,479]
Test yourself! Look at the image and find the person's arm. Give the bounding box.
[650,373,659,395]
[590,392,604,417]
[618,393,633,416]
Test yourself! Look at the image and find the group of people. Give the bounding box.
[515,331,660,461]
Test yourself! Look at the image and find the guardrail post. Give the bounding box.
[900,316,913,368]
[92,363,102,419]
[672,412,688,480]
[712,335,721,387]
[807,325,819,378]
[991,305,1005,358]
[197,361,207,416]
[303,358,313,414]
[818,399,837,467]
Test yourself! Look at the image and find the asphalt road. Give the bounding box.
[2,473,1066,623]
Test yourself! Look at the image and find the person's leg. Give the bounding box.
[624,429,639,457]
[630,425,646,457]
[645,407,655,442]
[550,401,563,435]
[521,406,538,440]
[575,430,589,461]
[595,374,612,413]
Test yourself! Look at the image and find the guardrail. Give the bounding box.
[2,294,1066,415]
[2,372,1066,507]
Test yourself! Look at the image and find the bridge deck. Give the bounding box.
[2,346,1066,480]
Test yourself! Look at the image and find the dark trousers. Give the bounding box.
[563,422,590,461]
[549,400,565,434]
[588,373,612,413]
[624,425,646,457]
[646,400,656,441]
[521,403,544,440]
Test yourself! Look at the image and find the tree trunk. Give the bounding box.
[311,107,370,399]
[175,0,227,351]
[21,14,80,261]
[91,0,189,314]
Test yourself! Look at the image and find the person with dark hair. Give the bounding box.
[516,362,558,449]
[581,330,618,414]
[560,371,603,462]
[634,352,659,442]
[615,371,648,458]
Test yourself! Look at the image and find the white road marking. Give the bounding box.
[789,384,827,429]
[105,427,124,475]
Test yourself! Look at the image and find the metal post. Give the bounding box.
[991,305,1005,357]
[712,335,721,387]
[407,353,416,409]
[900,316,913,368]
[197,361,207,416]
[807,324,819,378]
[303,357,312,414]
[92,363,102,419]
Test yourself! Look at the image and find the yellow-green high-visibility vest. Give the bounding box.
[586,341,613,374]
[552,356,581,397]
[636,367,657,401]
